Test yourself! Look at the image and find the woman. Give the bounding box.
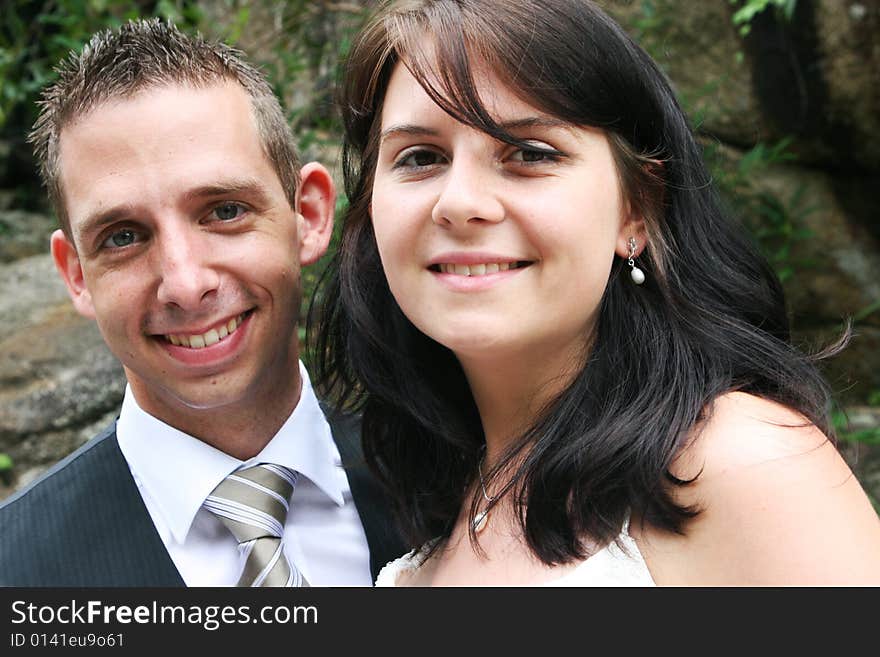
[310,0,880,585]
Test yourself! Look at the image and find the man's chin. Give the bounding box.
[128,376,257,416]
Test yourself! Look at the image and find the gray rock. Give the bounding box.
[0,254,70,336]
[601,0,880,170]
[0,209,57,264]
[600,0,763,148]
[0,254,125,498]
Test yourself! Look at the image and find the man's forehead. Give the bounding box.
[56,80,285,244]
[59,78,253,137]
[57,79,267,185]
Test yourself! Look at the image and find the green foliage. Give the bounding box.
[705,138,815,282]
[0,0,202,214]
[852,298,880,324]
[0,1,201,133]
[730,0,797,36]
[0,453,11,487]
[629,0,673,60]
[208,2,365,155]
[833,407,880,446]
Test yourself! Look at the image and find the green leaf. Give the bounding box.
[839,428,880,445]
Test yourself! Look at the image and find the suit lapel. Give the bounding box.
[70,428,185,586]
[323,407,406,582]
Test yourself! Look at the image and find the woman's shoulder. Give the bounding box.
[645,392,880,585]
[672,391,830,477]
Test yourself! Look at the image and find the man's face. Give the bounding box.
[51,82,333,432]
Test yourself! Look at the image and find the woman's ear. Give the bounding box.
[51,229,96,319]
[295,162,336,265]
[614,157,664,259]
[614,203,648,260]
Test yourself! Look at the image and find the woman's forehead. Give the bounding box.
[380,59,562,130]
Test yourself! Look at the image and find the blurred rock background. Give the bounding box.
[0,0,877,505]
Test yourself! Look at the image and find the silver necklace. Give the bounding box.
[472,452,496,533]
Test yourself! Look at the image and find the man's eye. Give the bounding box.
[102,228,138,249]
[213,203,246,221]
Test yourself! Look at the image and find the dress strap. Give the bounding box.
[622,509,632,536]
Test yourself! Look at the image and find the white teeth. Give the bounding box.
[166,313,245,349]
[437,262,520,276]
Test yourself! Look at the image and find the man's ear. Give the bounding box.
[295,162,336,266]
[50,229,96,319]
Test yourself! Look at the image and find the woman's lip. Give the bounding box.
[427,252,530,266]
[429,265,529,291]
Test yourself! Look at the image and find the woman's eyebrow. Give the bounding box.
[380,124,441,143]
[498,117,572,132]
[380,117,572,143]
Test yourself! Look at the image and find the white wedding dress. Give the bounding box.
[375,519,656,586]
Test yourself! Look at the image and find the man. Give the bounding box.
[0,19,403,586]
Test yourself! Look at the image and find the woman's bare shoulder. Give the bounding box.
[672,392,829,478]
[642,392,880,585]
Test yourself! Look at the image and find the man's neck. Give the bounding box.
[126,372,303,460]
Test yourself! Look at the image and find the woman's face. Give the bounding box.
[371,62,642,367]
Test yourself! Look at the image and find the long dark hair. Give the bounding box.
[308,0,839,564]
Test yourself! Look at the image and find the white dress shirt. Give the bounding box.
[116,361,373,586]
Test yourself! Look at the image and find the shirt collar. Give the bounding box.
[116,361,346,545]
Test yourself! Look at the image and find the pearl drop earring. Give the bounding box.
[627,237,646,285]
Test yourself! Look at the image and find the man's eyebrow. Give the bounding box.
[181,178,274,205]
[76,179,276,242]
[76,205,137,244]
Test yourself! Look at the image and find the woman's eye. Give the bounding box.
[396,149,443,168]
[101,228,139,249]
[510,148,556,163]
[212,203,246,221]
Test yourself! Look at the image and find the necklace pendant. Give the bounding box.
[473,508,490,533]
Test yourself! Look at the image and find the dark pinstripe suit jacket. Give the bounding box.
[0,410,404,586]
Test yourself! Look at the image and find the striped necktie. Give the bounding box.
[204,463,307,587]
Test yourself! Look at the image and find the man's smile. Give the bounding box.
[161,310,252,349]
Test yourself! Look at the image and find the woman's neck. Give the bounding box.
[458,343,585,466]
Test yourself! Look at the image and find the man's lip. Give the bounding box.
[151,309,253,338]
[158,311,252,365]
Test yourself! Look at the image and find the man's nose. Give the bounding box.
[154,227,221,309]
